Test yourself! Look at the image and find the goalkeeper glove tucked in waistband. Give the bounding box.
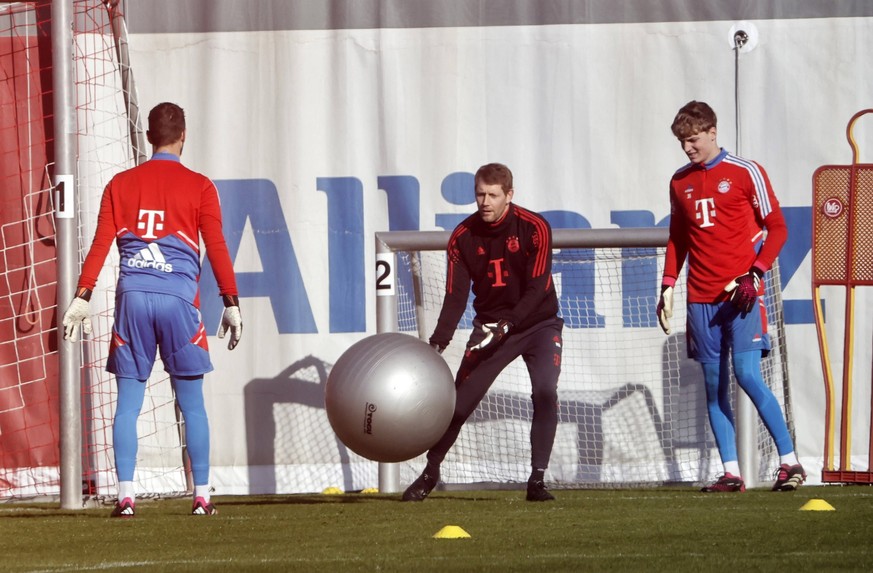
[724,268,763,313]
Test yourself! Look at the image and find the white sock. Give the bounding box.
[780,452,799,466]
[117,481,135,503]
[194,485,211,503]
[723,461,741,477]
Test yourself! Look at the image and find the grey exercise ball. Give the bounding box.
[325,332,456,463]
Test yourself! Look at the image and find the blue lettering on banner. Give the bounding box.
[205,175,815,334]
[316,177,366,332]
[610,210,668,329]
[544,210,601,329]
[200,179,317,334]
[779,206,815,324]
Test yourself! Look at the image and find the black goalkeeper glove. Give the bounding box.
[467,319,513,351]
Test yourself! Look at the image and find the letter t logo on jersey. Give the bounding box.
[137,209,165,239]
[489,258,507,287]
[694,198,716,228]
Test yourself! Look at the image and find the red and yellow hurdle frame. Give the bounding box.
[812,108,873,484]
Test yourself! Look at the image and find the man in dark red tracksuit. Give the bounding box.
[402,162,563,502]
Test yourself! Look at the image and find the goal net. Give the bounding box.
[1,2,57,497]
[1,0,186,501]
[376,229,794,489]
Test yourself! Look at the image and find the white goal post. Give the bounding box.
[374,227,794,493]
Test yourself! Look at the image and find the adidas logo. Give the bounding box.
[127,243,174,273]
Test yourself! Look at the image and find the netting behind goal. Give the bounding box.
[1,1,185,501]
[1,3,57,496]
[378,229,793,489]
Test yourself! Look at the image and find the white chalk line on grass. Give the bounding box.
[23,549,868,573]
[24,555,366,573]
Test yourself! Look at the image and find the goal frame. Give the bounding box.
[2,0,201,508]
[51,0,83,511]
[42,0,140,509]
[374,227,780,493]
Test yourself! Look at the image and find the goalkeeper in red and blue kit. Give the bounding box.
[657,101,804,492]
[402,163,563,502]
[61,102,242,516]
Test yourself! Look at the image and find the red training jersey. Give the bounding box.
[77,153,238,308]
[662,149,787,303]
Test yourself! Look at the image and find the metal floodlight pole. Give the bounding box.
[53,0,82,510]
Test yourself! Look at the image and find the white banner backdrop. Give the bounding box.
[125,17,873,493]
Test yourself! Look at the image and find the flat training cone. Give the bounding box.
[322,486,343,495]
[433,525,471,539]
[800,499,835,511]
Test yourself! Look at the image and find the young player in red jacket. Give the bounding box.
[657,101,804,492]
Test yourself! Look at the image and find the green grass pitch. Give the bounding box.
[2,487,872,572]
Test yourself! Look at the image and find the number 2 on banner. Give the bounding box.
[375,253,395,296]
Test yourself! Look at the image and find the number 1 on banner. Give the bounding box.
[376,253,395,296]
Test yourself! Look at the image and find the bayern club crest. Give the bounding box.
[506,236,520,253]
[822,197,844,219]
[717,179,732,194]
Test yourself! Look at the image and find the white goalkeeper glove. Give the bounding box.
[468,319,513,351]
[62,293,92,342]
[656,285,673,335]
[217,295,243,350]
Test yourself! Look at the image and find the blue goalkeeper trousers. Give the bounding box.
[702,350,795,464]
[114,375,211,486]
